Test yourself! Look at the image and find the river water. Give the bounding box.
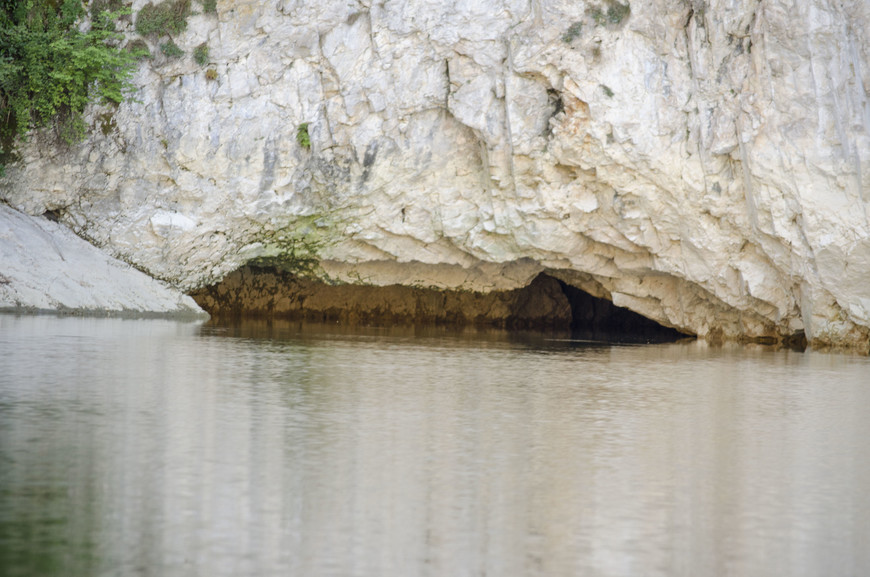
[1,315,868,577]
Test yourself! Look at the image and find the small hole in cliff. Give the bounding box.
[42,209,62,222]
[547,89,564,116]
[553,277,689,343]
[545,89,564,137]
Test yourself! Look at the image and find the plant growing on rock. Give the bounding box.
[248,234,326,278]
[201,0,217,14]
[0,0,139,173]
[607,1,631,24]
[160,40,184,58]
[562,21,583,43]
[90,0,125,17]
[194,42,209,66]
[90,0,129,30]
[296,123,311,149]
[587,1,631,27]
[126,39,152,60]
[135,0,191,37]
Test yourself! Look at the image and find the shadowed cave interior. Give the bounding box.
[554,279,688,343]
[192,267,690,343]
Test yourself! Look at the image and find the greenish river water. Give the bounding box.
[1,315,868,576]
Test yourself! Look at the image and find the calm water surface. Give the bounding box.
[1,315,869,577]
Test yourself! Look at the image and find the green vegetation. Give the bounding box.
[135,0,191,37]
[0,0,139,174]
[248,223,328,278]
[126,38,151,60]
[606,1,630,24]
[296,122,310,149]
[98,111,116,135]
[561,21,583,43]
[201,0,217,14]
[244,215,344,281]
[90,0,124,17]
[600,84,614,97]
[587,1,631,26]
[249,238,322,277]
[90,0,127,28]
[160,40,184,58]
[589,6,606,25]
[193,42,209,66]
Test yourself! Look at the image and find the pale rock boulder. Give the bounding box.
[1,0,869,349]
[0,204,205,316]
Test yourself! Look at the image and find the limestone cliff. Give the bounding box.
[2,0,869,349]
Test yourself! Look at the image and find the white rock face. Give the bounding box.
[2,0,869,347]
[0,204,205,316]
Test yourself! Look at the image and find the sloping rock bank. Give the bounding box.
[0,204,205,317]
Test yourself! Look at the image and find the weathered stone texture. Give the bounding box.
[192,266,573,329]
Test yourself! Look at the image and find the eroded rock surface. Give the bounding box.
[192,266,573,329]
[2,0,869,349]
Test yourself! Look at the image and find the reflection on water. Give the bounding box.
[1,315,869,577]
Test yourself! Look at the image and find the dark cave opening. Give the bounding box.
[551,276,690,343]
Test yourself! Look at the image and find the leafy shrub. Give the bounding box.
[90,0,125,16]
[90,0,128,28]
[296,123,310,149]
[0,0,139,168]
[57,111,88,145]
[160,40,184,58]
[135,0,191,37]
[194,42,209,66]
[126,38,152,60]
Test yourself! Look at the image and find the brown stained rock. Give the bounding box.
[191,267,572,330]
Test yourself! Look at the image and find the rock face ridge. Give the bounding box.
[2,0,869,349]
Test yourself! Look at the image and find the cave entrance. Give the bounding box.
[547,275,689,343]
[191,266,690,343]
